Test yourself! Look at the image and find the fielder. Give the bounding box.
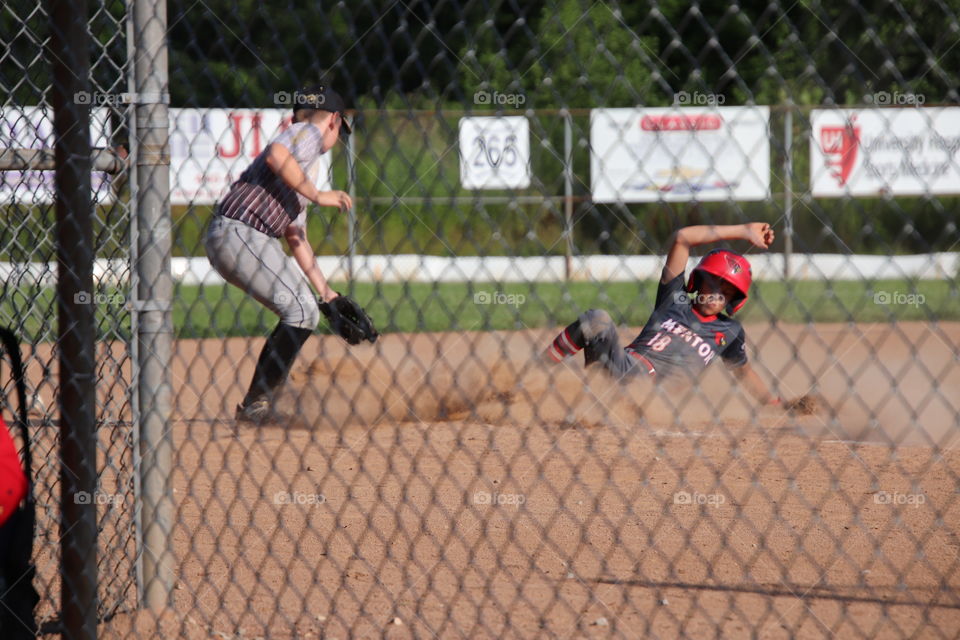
[545,223,814,411]
[205,84,377,425]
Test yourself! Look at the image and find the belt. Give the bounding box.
[213,207,281,238]
[626,349,657,377]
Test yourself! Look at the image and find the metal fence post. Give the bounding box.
[125,0,145,606]
[50,1,97,637]
[132,0,174,611]
[347,122,357,289]
[784,107,794,280]
[563,109,574,280]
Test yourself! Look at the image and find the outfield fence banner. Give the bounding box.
[458,116,532,189]
[0,106,114,204]
[590,106,771,202]
[170,108,333,204]
[811,107,960,197]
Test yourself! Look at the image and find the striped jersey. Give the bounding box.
[217,122,325,237]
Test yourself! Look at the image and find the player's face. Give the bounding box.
[313,111,342,151]
[695,274,739,315]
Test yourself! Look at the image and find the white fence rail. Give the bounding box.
[3,253,958,288]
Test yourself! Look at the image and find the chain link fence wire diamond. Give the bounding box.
[4,0,960,637]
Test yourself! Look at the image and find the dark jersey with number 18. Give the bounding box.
[625,274,748,379]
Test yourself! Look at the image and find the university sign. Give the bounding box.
[810,107,960,197]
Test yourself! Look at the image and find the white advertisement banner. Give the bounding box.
[0,107,113,204]
[170,108,333,205]
[458,116,531,189]
[590,107,770,202]
[810,107,960,197]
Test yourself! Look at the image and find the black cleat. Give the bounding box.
[235,399,290,425]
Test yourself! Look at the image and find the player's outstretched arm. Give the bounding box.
[731,362,780,405]
[732,363,821,414]
[265,142,352,211]
[284,224,338,302]
[661,223,775,283]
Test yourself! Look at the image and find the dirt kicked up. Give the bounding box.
[89,322,960,638]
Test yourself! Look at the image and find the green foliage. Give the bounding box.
[461,0,657,109]
[5,1,960,258]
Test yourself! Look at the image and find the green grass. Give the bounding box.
[101,279,960,340]
[3,279,956,343]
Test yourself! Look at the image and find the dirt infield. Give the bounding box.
[82,322,960,637]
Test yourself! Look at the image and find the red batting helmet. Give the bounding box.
[687,249,753,314]
[0,414,28,527]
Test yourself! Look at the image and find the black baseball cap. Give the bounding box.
[293,84,352,135]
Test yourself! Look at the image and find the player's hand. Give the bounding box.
[316,190,352,212]
[319,289,339,304]
[744,222,775,249]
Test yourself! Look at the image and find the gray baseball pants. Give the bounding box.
[204,214,320,330]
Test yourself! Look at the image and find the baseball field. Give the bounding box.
[70,320,959,638]
[8,1,960,638]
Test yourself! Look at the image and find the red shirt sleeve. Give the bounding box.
[0,414,28,527]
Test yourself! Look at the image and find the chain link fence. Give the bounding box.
[2,0,960,638]
[1,0,139,631]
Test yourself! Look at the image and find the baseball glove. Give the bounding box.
[318,294,378,345]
